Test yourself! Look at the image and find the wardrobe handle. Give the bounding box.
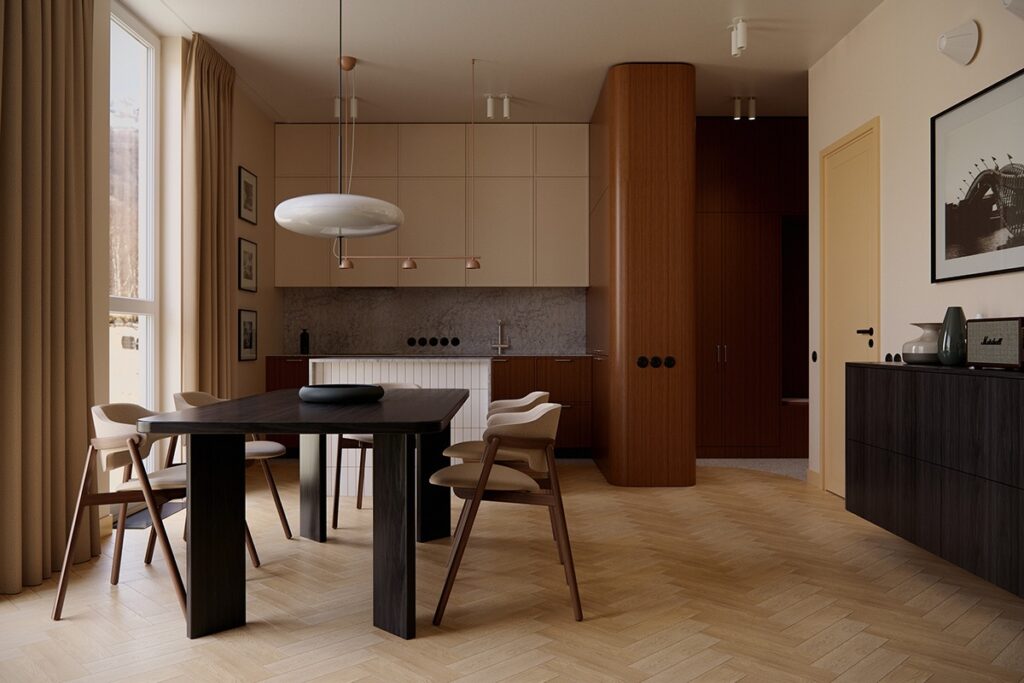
[716,345,721,363]
[724,345,728,363]
[492,358,508,363]
[554,358,574,363]
[561,404,574,409]
[285,359,304,363]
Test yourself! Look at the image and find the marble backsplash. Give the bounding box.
[281,288,587,356]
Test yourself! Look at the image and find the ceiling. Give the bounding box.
[124,0,883,123]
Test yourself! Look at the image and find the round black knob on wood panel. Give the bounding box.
[440,337,450,346]
[637,356,649,368]
[407,337,416,347]
[418,337,427,346]
[664,356,676,368]
[650,356,663,368]
[451,337,461,346]
[429,337,439,346]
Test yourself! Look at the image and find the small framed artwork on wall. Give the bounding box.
[932,66,1024,282]
[238,238,257,292]
[238,309,257,361]
[238,166,257,225]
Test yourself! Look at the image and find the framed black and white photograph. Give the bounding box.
[238,238,257,292]
[238,309,257,361]
[932,67,1024,282]
[238,166,257,225]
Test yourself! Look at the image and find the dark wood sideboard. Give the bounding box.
[846,362,1023,597]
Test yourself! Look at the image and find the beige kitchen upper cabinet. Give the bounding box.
[467,178,533,286]
[398,124,465,177]
[330,124,398,178]
[330,178,399,287]
[472,124,533,177]
[535,178,588,286]
[275,178,332,286]
[397,178,466,286]
[276,124,330,177]
[535,124,588,177]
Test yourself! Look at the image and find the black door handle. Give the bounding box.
[856,327,874,336]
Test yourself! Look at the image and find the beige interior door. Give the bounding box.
[821,118,879,498]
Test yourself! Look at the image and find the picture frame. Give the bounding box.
[238,309,257,361]
[238,238,257,292]
[931,66,1024,282]
[238,166,257,225]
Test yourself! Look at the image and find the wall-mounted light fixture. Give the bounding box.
[731,18,747,57]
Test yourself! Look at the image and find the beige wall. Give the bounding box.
[91,0,111,409]
[808,0,1024,474]
[231,86,282,397]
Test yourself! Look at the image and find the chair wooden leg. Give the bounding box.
[110,503,128,585]
[144,528,157,565]
[261,460,292,539]
[548,506,565,565]
[546,447,582,621]
[356,445,367,509]
[244,521,261,568]
[446,498,471,569]
[52,446,95,621]
[332,438,343,529]
[130,443,186,616]
[433,442,498,626]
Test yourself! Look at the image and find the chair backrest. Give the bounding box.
[91,403,165,471]
[482,403,562,471]
[488,391,550,418]
[173,391,223,410]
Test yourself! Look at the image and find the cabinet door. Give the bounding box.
[945,375,1023,487]
[535,124,588,177]
[720,214,780,447]
[330,178,399,287]
[467,178,533,286]
[535,178,588,286]
[274,178,331,286]
[398,124,465,177]
[331,124,398,178]
[472,124,534,177]
[490,357,537,401]
[696,213,723,447]
[397,178,466,286]
[536,357,589,403]
[275,124,330,177]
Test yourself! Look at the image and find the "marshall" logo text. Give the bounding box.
[981,336,1003,346]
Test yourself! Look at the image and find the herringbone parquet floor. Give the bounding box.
[2,460,1023,681]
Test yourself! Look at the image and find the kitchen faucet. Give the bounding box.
[491,319,510,355]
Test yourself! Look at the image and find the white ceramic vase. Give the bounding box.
[902,323,941,364]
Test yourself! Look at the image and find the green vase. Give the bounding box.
[938,306,967,366]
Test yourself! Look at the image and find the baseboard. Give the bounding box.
[806,468,822,489]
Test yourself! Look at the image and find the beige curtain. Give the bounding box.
[0,0,100,593]
[182,34,235,396]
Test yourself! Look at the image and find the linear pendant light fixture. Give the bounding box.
[274,0,404,241]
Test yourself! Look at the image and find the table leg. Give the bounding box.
[417,426,452,543]
[373,433,416,639]
[299,433,327,542]
[187,434,246,638]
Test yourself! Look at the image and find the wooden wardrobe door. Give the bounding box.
[696,213,723,447]
[720,214,781,447]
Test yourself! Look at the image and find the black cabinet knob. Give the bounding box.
[407,337,416,347]
[429,337,439,346]
[417,337,427,346]
[664,356,676,368]
[451,337,461,346]
[636,356,649,368]
[650,356,662,368]
[440,337,450,346]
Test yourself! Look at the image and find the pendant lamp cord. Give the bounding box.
[338,0,346,260]
[470,58,476,257]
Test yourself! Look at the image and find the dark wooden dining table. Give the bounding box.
[137,387,469,640]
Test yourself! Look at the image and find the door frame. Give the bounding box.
[818,117,880,493]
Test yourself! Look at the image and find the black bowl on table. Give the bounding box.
[298,384,385,404]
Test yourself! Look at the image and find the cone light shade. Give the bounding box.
[275,193,404,238]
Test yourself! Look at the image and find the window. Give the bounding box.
[109,9,158,414]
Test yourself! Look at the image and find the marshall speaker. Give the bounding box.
[967,317,1024,369]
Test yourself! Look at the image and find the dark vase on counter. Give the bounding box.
[938,306,966,366]
[299,328,310,355]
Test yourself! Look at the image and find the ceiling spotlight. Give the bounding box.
[401,257,418,270]
[485,95,495,120]
[502,94,511,120]
[465,256,481,270]
[731,18,747,57]
[733,97,742,121]
[748,97,756,121]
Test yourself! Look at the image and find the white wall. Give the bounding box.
[808,0,1024,474]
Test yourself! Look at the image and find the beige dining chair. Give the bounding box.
[487,390,549,418]
[333,382,420,525]
[53,403,186,620]
[429,403,582,625]
[173,392,292,567]
[445,391,550,470]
